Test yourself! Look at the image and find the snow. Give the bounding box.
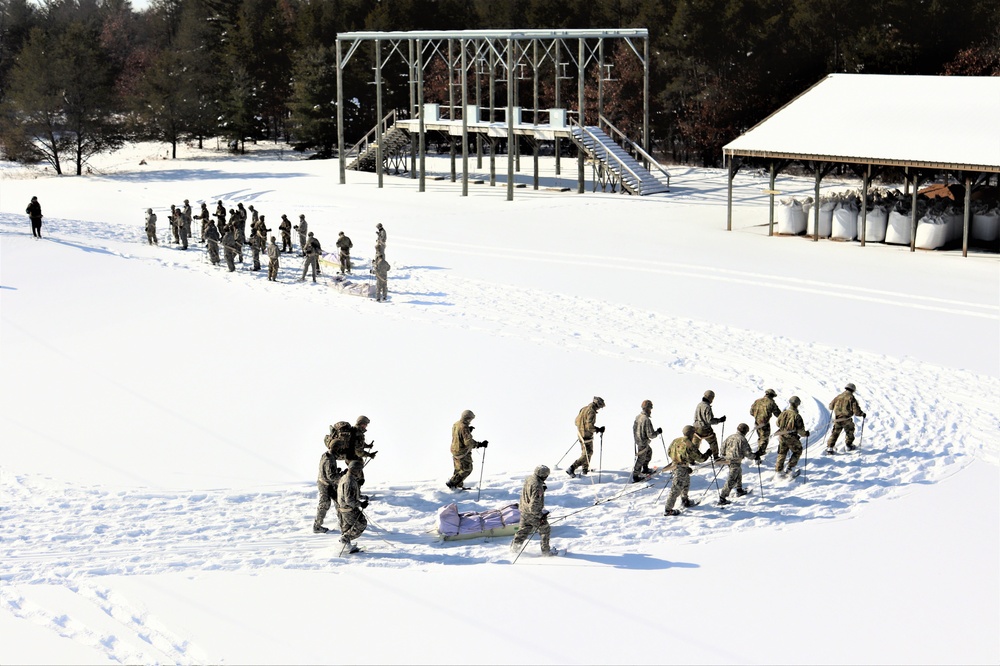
[724,74,1000,170]
[1,141,998,664]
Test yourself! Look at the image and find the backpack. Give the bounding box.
[325,421,353,452]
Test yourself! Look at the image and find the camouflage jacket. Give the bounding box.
[336,471,362,511]
[575,403,598,441]
[451,419,481,457]
[373,257,390,280]
[317,451,341,486]
[693,399,721,430]
[668,436,707,467]
[721,433,753,463]
[519,473,546,518]
[336,235,353,254]
[267,241,279,262]
[776,407,807,439]
[750,397,781,425]
[633,412,657,448]
[279,219,292,235]
[145,212,157,231]
[829,391,865,418]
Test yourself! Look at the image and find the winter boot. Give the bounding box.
[313,525,329,534]
[565,469,576,479]
[717,496,730,506]
[664,509,680,516]
[825,448,835,455]
[846,443,857,451]
[736,488,751,497]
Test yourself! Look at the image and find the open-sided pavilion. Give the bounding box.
[723,74,1000,256]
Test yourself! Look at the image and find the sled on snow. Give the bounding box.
[436,503,521,541]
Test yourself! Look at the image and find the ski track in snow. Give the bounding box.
[2,214,999,594]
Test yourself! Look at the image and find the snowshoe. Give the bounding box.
[736,487,752,497]
[787,468,801,479]
[541,548,559,557]
[846,444,857,452]
[664,509,681,517]
[682,498,698,508]
[347,544,361,554]
[565,469,576,479]
[313,525,329,534]
[717,497,731,506]
[825,448,836,455]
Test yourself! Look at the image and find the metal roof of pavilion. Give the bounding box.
[723,74,1000,173]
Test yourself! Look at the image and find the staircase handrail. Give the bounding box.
[598,115,670,188]
[570,120,646,193]
[346,108,399,165]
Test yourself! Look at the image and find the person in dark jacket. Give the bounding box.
[26,196,43,238]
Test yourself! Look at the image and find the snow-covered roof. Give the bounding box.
[723,74,1000,172]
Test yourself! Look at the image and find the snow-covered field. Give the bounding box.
[1,142,998,665]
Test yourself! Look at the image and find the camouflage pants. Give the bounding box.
[827,417,856,448]
[281,232,292,252]
[568,439,594,474]
[632,443,653,476]
[775,436,803,473]
[337,507,367,541]
[447,453,474,487]
[339,252,351,274]
[694,427,719,458]
[664,464,692,511]
[146,229,157,245]
[251,245,261,270]
[301,255,319,281]
[268,259,278,281]
[513,513,551,551]
[224,249,236,272]
[298,233,307,253]
[376,277,388,301]
[720,460,744,499]
[314,481,337,530]
[171,222,179,243]
[207,241,220,265]
[754,423,771,455]
[178,225,188,250]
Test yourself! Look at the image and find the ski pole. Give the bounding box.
[718,420,725,459]
[697,460,724,504]
[802,432,808,483]
[858,415,866,449]
[476,446,486,502]
[660,433,668,465]
[555,438,578,469]
[757,459,764,499]
[511,525,538,565]
[654,473,672,503]
[597,431,603,484]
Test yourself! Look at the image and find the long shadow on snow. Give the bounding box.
[100,169,310,183]
[562,552,698,571]
[44,237,117,256]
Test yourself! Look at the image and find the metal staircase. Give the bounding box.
[346,109,411,173]
[570,116,671,196]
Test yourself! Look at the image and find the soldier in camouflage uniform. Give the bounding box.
[348,415,377,487]
[567,396,605,478]
[214,201,226,228]
[750,388,781,457]
[632,399,662,482]
[510,465,557,556]
[279,215,293,253]
[182,199,193,239]
[198,203,210,242]
[336,459,368,552]
[693,390,726,459]
[169,204,180,244]
[300,232,322,282]
[249,218,267,271]
[336,231,353,274]
[175,204,188,250]
[266,236,280,281]
[222,225,238,272]
[446,409,488,490]
[205,221,221,265]
[776,396,810,476]
[294,215,308,256]
[826,383,866,454]
[718,423,757,505]
[144,208,158,245]
[373,254,390,302]
[664,425,709,516]
[375,222,387,256]
[313,449,342,533]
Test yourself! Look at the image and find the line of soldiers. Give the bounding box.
[313,416,379,552]
[143,201,391,298]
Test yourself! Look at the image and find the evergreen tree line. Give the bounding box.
[1,0,997,175]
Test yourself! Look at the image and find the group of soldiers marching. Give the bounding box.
[143,202,391,298]
[310,384,866,555]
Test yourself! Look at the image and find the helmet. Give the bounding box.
[765,388,777,398]
[348,459,363,471]
[356,415,370,426]
[147,208,152,213]
[535,465,550,479]
[845,383,857,392]
[737,423,750,435]
[461,409,475,421]
[376,223,383,228]
[789,396,801,407]
[593,396,606,408]
[641,399,653,412]
[682,425,695,438]
[339,231,345,236]
[703,390,715,401]
[299,214,305,219]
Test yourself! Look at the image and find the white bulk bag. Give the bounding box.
[863,206,887,242]
[807,201,835,237]
[437,503,461,536]
[972,212,999,241]
[915,214,948,250]
[777,199,807,235]
[831,204,858,240]
[886,210,912,245]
